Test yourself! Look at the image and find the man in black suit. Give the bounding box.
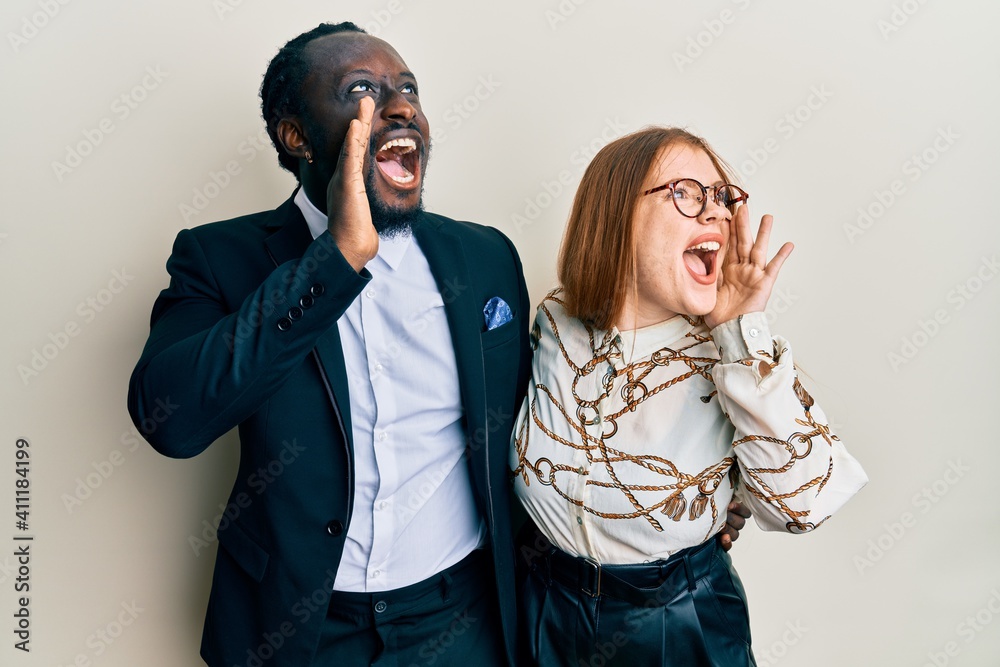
[129,22,530,666]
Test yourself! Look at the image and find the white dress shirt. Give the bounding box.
[511,289,868,564]
[295,189,484,591]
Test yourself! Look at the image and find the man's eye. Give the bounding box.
[348,82,375,93]
[401,83,417,94]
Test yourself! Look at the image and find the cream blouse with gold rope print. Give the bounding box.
[510,290,868,564]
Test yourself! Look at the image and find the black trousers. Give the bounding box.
[519,538,756,667]
[314,549,507,667]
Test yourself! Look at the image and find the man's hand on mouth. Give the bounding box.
[327,96,379,273]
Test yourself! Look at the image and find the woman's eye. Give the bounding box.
[349,82,375,93]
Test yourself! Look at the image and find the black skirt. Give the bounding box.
[518,536,756,667]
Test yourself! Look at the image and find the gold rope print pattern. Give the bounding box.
[511,290,836,538]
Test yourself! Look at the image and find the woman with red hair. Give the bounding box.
[510,127,867,666]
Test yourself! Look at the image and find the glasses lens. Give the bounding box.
[672,179,705,217]
[716,185,744,208]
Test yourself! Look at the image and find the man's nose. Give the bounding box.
[380,88,417,122]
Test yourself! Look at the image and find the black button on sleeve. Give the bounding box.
[287,306,303,321]
[299,294,314,309]
[326,520,344,536]
[310,283,325,298]
[276,318,292,331]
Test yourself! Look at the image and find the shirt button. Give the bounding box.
[378,432,388,442]
[371,569,381,579]
[374,600,387,614]
[366,289,376,299]
[748,328,759,338]
[577,466,585,474]
[576,517,583,525]
[378,501,388,510]
[374,363,384,373]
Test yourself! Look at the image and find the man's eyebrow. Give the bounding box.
[337,69,418,81]
[338,68,375,81]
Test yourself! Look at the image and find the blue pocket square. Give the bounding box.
[483,296,513,331]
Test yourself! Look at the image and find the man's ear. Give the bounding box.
[276,117,309,160]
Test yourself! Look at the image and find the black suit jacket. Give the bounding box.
[127,194,531,666]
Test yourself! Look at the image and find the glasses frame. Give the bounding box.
[642,178,749,218]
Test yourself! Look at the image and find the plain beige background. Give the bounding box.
[3,1,999,665]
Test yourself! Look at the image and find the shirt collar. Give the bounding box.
[611,315,697,361]
[293,187,412,271]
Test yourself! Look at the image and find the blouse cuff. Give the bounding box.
[710,312,773,364]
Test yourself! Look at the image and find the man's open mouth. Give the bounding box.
[375,137,420,187]
[683,239,721,284]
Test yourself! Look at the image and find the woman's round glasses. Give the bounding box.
[642,178,749,218]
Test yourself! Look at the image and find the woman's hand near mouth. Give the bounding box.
[704,205,794,330]
[327,96,378,273]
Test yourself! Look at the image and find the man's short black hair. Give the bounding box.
[260,22,366,179]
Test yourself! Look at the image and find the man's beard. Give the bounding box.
[364,162,425,239]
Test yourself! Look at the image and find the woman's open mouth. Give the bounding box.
[374,136,421,190]
[683,238,721,285]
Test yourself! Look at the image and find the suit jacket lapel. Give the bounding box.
[412,215,490,498]
[262,195,355,451]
